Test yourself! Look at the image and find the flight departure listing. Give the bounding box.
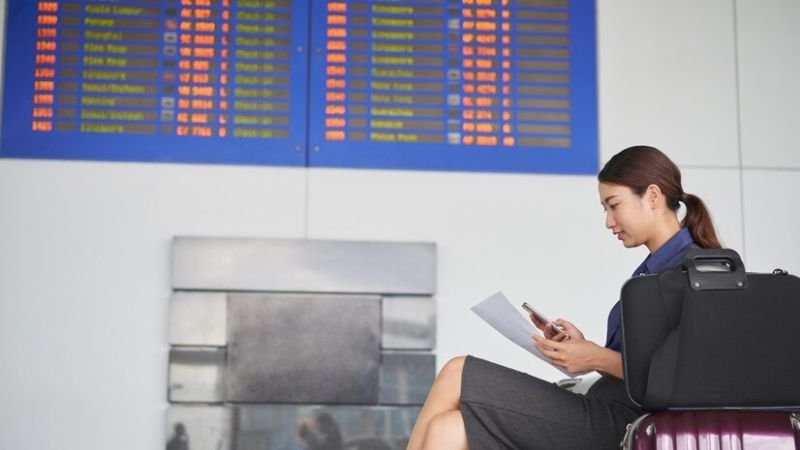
[1,0,309,165]
[1,0,597,173]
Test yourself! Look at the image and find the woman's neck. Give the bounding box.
[645,219,682,254]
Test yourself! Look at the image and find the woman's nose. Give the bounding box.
[605,212,615,229]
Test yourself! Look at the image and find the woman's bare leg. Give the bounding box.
[420,410,468,450]
[406,356,466,450]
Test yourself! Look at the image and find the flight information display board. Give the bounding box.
[1,0,309,165]
[307,0,596,173]
[1,0,597,174]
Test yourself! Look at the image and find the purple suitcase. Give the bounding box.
[622,411,800,450]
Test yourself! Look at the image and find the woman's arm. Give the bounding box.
[593,346,623,379]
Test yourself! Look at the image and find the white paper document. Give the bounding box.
[470,291,580,378]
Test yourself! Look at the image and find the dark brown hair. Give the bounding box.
[598,145,721,249]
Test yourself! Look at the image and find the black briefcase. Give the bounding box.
[620,248,800,410]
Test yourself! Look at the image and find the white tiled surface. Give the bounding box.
[0,160,306,450]
[597,0,740,168]
[742,170,800,273]
[737,0,800,169]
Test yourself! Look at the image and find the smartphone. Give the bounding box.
[521,302,568,338]
[521,302,550,323]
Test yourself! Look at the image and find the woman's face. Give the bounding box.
[598,182,655,248]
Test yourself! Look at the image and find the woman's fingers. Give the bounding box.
[532,334,565,355]
[553,319,585,340]
[549,325,569,341]
[532,337,576,371]
[532,336,587,373]
[553,319,575,332]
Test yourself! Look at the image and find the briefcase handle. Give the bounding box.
[683,248,748,291]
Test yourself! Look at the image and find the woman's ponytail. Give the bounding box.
[681,193,721,249]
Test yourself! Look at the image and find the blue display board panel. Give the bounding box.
[0,0,309,166]
[308,0,598,174]
[2,0,597,175]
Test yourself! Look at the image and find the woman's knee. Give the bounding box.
[425,356,466,408]
[429,410,466,434]
[438,356,467,383]
[423,410,467,449]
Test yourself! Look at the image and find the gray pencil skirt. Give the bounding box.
[460,355,642,450]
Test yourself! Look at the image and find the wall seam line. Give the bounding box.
[732,0,747,260]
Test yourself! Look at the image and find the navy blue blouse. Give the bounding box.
[604,227,695,352]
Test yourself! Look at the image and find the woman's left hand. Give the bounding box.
[532,334,605,374]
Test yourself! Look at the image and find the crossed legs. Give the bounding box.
[406,356,469,450]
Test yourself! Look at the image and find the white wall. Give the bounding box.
[1,1,799,449]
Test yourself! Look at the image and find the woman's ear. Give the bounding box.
[645,184,663,208]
